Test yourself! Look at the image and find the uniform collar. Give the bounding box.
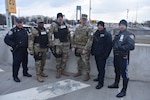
[16,26,23,29]
[120,29,127,33]
[98,28,106,34]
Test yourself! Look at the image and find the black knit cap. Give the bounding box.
[97,21,105,27]
[119,19,127,27]
[57,13,63,18]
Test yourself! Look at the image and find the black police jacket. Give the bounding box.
[113,29,135,56]
[91,28,112,59]
[4,26,28,48]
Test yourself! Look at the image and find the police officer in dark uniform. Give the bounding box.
[91,21,112,89]
[4,18,32,82]
[108,19,135,98]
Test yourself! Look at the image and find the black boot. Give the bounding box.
[108,75,120,88]
[23,73,32,77]
[108,82,119,88]
[96,82,103,89]
[13,77,21,82]
[93,78,99,82]
[116,78,129,98]
[116,89,126,98]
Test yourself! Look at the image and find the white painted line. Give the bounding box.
[0,68,4,72]
[118,88,124,100]
[0,79,90,100]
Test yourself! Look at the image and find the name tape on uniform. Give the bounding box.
[41,32,47,35]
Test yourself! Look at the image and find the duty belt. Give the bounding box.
[114,51,126,55]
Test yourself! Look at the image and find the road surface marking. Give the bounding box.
[0,68,4,72]
[0,79,90,100]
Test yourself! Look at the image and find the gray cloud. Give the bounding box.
[47,0,79,7]
[0,0,149,22]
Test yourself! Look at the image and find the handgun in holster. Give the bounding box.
[75,48,82,57]
[11,45,19,53]
[34,52,42,61]
[49,46,62,58]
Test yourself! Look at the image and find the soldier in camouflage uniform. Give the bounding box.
[48,13,70,78]
[28,18,48,82]
[71,14,93,81]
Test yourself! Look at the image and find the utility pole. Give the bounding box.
[5,0,16,29]
[135,3,138,25]
[5,0,12,29]
[89,0,91,24]
[126,9,129,21]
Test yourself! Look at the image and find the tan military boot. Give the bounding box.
[41,72,48,77]
[37,75,44,82]
[56,69,61,78]
[73,70,82,77]
[61,70,69,76]
[83,72,90,81]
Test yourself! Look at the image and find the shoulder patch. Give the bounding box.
[129,34,135,40]
[8,31,13,35]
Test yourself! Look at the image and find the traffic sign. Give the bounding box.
[7,0,16,13]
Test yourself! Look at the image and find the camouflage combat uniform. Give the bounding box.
[28,26,49,82]
[48,21,70,78]
[72,23,93,81]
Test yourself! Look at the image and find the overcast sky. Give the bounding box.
[0,0,150,23]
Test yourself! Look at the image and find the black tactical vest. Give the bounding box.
[53,21,69,42]
[34,27,48,48]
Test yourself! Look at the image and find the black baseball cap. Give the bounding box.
[119,19,127,27]
[16,18,23,23]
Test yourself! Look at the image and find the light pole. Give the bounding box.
[5,0,12,29]
[126,9,129,21]
[89,0,91,24]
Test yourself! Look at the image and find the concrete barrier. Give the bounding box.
[0,36,150,82]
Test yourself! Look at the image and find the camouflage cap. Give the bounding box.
[81,14,88,19]
[37,18,44,23]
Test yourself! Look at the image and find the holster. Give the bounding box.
[50,46,62,58]
[34,52,42,61]
[75,48,82,57]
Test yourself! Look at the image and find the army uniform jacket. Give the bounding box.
[72,24,93,51]
[48,21,70,46]
[28,27,48,54]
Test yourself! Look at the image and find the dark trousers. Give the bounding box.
[114,55,129,83]
[12,48,28,78]
[95,56,106,85]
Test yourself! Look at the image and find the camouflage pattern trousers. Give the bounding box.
[33,46,48,75]
[55,44,69,70]
[76,51,91,73]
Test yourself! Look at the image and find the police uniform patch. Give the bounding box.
[129,34,135,40]
[100,34,105,37]
[8,31,13,35]
[119,34,124,42]
[91,32,94,36]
